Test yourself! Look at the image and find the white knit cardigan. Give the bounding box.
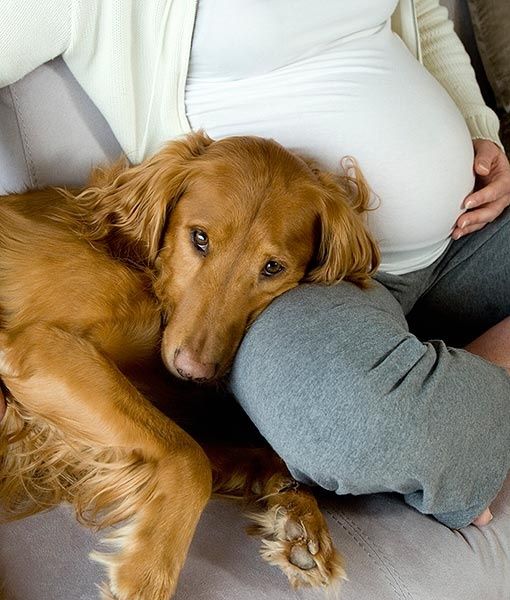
[0,0,502,162]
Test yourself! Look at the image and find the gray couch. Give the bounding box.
[1,2,509,599]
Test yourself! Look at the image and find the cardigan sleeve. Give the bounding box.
[415,0,502,147]
[0,0,72,87]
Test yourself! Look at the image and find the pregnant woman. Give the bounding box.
[1,0,510,527]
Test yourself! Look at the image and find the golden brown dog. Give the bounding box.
[0,132,379,599]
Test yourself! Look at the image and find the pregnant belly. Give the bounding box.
[185,21,474,274]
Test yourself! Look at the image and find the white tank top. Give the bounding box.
[185,0,474,274]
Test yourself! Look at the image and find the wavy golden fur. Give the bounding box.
[0,132,379,598]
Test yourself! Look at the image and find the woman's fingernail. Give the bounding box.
[465,200,475,209]
[461,220,470,229]
[478,162,490,174]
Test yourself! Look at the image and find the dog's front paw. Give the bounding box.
[93,545,177,600]
[97,567,175,600]
[247,483,346,589]
[98,582,118,600]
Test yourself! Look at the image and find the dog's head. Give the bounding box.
[87,132,379,381]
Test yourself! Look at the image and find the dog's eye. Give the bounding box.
[262,260,284,277]
[191,229,209,254]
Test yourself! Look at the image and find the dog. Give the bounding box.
[0,132,379,599]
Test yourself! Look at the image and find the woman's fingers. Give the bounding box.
[464,179,510,210]
[473,139,499,176]
[453,140,510,240]
[453,197,510,239]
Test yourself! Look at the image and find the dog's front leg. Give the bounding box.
[0,325,211,600]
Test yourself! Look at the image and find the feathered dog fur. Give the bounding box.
[0,132,379,599]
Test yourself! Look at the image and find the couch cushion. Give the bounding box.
[468,0,510,113]
[0,58,122,195]
[1,481,510,600]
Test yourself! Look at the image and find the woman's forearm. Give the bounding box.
[415,0,502,148]
[0,0,72,87]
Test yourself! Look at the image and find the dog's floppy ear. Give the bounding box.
[78,131,214,264]
[306,163,380,288]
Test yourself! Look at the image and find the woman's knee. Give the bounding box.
[229,281,415,480]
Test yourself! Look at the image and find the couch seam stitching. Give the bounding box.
[8,84,39,189]
[325,508,416,600]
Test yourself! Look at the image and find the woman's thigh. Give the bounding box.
[407,207,510,346]
[229,280,510,527]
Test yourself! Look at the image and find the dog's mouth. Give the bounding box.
[158,289,272,384]
[160,302,251,383]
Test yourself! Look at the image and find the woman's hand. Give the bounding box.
[452,139,510,240]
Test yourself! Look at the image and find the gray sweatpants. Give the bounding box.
[229,208,510,528]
